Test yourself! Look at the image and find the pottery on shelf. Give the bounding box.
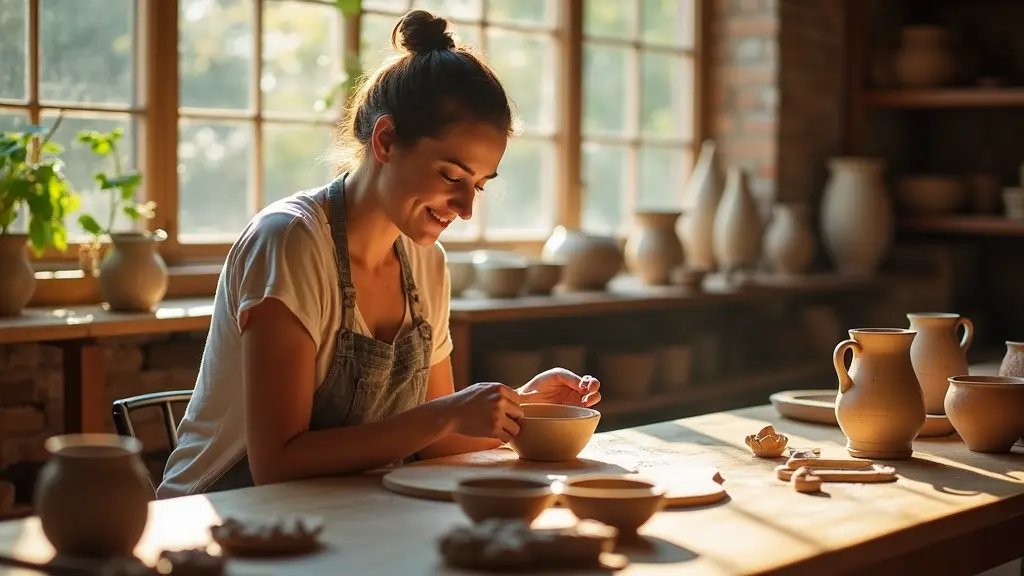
[0,234,36,317]
[445,252,476,297]
[907,312,973,415]
[998,341,1024,378]
[624,211,684,286]
[524,261,564,295]
[677,139,723,271]
[541,226,623,291]
[820,157,893,276]
[474,260,528,299]
[99,231,169,312]
[944,376,1024,453]
[896,176,966,215]
[833,328,926,459]
[712,166,762,276]
[893,25,954,88]
[764,202,815,276]
[33,434,153,557]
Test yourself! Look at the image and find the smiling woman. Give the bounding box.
[156,9,601,499]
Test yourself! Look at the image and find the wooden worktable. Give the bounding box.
[1,404,1021,575]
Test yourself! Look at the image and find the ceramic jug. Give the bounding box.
[833,328,926,459]
[34,434,153,557]
[998,341,1024,378]
[907,312,973,415]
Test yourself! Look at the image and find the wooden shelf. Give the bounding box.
[899,215,1024,236]
[864,88,1024,108]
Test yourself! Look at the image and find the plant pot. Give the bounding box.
[0,234,36,317]
[98,231,169,312]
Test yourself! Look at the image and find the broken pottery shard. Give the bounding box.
[744,424,790,458]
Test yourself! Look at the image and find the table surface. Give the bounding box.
[1,404,1022,575]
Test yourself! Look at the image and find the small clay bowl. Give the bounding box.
[453,476,556,525]
[559,475,666,535]
[524,261,564,294]
[507,403,601,462]
[945,375,1024,453]
[474,261,528,298]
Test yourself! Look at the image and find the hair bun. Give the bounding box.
[392,10,456,54]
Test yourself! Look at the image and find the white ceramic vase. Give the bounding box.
[764,202,815,275]
[820,157,893,276]
[625,211,684,285]
[712,166,762,274]
[677,140,722,271]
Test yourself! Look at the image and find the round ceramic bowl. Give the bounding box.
[453,476,556,525]
[507,403,601,462]
[445,252,476,297]
[897,176,966,215]
[559,475,666,535]
[524,261,565,295]
[944,375,1024,453]
[474,261,528,298]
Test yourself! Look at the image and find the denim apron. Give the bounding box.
[201,174,433,493]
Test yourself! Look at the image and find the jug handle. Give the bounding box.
[833,339,860,394]
[956,317,974,354]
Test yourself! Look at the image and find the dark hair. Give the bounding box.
[329,10,515,172]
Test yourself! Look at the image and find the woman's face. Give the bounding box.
[373,118,508,245]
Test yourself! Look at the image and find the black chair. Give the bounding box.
[111,390,194,450]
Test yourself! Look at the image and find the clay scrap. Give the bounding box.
[210,516,324,556]
[438,518,628,572]
[790,467,823,493]
[744,424,789,458]
[775,464,897,483]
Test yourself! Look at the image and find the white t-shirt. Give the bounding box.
[157,190,453,499]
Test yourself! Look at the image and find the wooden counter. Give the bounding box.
[1,404,1020,575]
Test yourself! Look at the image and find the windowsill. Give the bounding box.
[30,263,223,307]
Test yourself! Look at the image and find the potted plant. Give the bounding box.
[75,127,168,312]
[0,114,79,316]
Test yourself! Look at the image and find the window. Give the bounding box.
[361,0,561,241]
[580,0,696,235]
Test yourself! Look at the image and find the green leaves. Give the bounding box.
[78,214,103,236]
[335,0,360,16]
[74,127,151,242]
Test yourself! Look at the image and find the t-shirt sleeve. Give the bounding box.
[231,212,328,350]
[429,241,454,366]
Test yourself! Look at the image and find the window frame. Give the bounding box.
[6,0,705,302]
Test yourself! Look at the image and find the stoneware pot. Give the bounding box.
[541,226,623,291]
[712,166,763,275]
[678,139,723,271]
[524,261,564,295]
[894,25,954,88]
[907,312,973,415]
[507,403,601,462]
[764,202,816,275]
[833,328,926,459]
[559,475,666,536]
[624,210,684,285]
[99,231,169,312]
[0,233,36,317]
[998,341,1024,378]
[34,434,153,557]
[944,375,1024,453]
[820,157,893,276]
[453,477,556,525]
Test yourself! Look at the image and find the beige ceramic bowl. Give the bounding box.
[559,475,666,535]
[453,476,556,525]
[507,403,601,462]
[945,375,1024,453]
[525,261,565,294]
[474,261,528,298]
[445,252,476,297]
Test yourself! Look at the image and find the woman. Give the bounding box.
[157,10,601,499]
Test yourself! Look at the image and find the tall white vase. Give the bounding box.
[677,140,722,270]
[712,166,762,274]
[764,202,816,275]
[820,157,893,276]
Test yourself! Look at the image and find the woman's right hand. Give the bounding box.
[443,382,523,442]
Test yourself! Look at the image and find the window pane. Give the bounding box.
[487,0,550,28]
[0,109,29,133]
[180,0,255,110]
[637,146,690,210]
[0,0,26,101]
[262,122,334,207]
[482,138,553,235]
[641,52,692,140]
[39,0,134,105]
[360,13,402,72]
[582,44,628,136]
[581,142,627,234]
[42,111,139,239]
[485,30,555,133]
[363,0,410,12]
[413,0,482,21]
[453,24,481,49]
[262,1,341,116]
[583,0,634,40]
[642,0,693,48]
[178,120,254,242]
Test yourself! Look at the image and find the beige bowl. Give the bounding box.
[453,476,556,525]
[525,261,565,295]
[945,375,1024,453]
[559,475,666,535]
[508,403,601,462]
[475,261,528,298]
[446,252,476,297]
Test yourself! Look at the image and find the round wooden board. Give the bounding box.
[381,449,727,508]
[770,389,956,438]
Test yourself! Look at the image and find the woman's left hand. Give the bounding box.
[517,369,601,407]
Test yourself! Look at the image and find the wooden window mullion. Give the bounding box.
[27,0,39,124]
[557,0,582,230]
[252,0,264,215]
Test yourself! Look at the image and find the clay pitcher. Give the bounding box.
[34,434,153,557]
[998,341,1024,378]
[907,312,973,415]
[833,328,926,459]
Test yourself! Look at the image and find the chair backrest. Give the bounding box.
[111,390,194,450]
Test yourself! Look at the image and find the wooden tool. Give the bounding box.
[775,464,897,483]
[786,456,874,470]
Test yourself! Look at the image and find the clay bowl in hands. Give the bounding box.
[453,476,557,525]
[507,403,601,462]
[945,375,1024,453]
[558,475,666,536]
